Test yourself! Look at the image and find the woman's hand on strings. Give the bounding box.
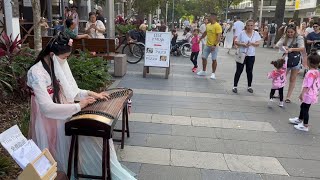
[89,91,110,100]
[79,97,96,109]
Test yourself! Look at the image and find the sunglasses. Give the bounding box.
[313,26,319,28]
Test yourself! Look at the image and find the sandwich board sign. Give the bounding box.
[143,31,171,79]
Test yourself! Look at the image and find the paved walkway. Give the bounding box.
[111,45,320,179]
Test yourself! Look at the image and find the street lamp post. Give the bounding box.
[171,0,175,29]
[259,0,264,29]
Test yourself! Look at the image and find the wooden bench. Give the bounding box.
[26,36,127,77]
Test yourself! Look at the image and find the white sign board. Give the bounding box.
[144,32,171,68]
[295,0,317,10]
[0,125,27,155]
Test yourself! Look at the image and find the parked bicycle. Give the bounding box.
[115,35,145,64]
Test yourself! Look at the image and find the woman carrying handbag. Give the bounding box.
[275,24,305,103]
[233,19,262,93]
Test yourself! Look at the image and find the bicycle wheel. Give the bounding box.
[122,43,142,64]
[131,42,145,59]
[180,43,192,57]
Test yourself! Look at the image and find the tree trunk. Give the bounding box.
[32,0,42,54]
[274,0,286,42]
[252,0,259,20]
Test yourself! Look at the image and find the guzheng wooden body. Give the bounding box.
[65,88,133,139]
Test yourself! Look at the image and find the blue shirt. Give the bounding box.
[307,32,320,41]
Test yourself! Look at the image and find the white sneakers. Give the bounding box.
[268,99,273,107]
[268,99,284,108]
[210,73,216,79]
[197,70,206,76]
[294,123,309,132]
[289,117,309,132]
[289,117,302,124]
[279,101,284,107]
[197,71,216,80]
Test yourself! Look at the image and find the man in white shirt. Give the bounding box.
[233,16,244,51]
[199,17,209,53]
[183,19,190,28]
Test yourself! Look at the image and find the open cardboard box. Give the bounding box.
[18,148,57,180]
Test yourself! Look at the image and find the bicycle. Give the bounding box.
[115,35,145,64]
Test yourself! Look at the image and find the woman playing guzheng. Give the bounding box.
[27,32,136,180]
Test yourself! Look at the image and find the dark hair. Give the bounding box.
[171,29,176,33]
[65,19,74,28]
[271,59,285,69]
[32,32,72,103]
[185,27,190,32]
[313,22,319,26]
[193,29,199,33]
[271,20,275,23]
[89,11,96,17]
[308,49,320,69]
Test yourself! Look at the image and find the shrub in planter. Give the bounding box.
[68,50,112,91]
[116,24,136,35]
[0,32,35,100]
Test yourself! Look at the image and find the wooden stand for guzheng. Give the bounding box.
[18,149,57,180]
[65,88,133,180]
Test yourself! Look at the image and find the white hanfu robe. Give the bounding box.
[27,59,136,180]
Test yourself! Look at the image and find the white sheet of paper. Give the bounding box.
[12,140,42,169]
[0,125,27,155]
[34,155,52,177]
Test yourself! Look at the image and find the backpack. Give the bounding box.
[270,24,276,34]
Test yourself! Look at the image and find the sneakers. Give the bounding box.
[294,123,309,132]
[247,87,253,93]
[197,70,206,76]
[279,101,284,107]
[232,87,237,93]
[192,67,197,73]
[210,73,216,79]
[289,117,302,124]
[268,99,273,107]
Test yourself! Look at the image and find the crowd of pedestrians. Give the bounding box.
[180,14,320,132]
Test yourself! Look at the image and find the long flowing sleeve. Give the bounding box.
[28,69,81,120]
[74,89,89,101]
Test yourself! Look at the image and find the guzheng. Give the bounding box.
[65,88,133,139]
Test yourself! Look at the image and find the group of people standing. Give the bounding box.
[187,14,320,132]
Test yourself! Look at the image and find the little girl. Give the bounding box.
[289,49,320,132]
[190,29,200,72]
[267,58,287,107]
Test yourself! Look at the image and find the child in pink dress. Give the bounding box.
[268,58,287,107]
[190,29,200,72]
[289,49,320,132]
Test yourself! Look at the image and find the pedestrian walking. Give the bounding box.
[232,19,261,94]
[267,20,277,48]
[275,24,305,103]
[190,29,200,72]
[268,58,287,107]
[197,13,222,80]
[71,5,79,35]
[289,49,320,132]
[223,22,234,54]
[199,17,209,53]
[233,16,245,52]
